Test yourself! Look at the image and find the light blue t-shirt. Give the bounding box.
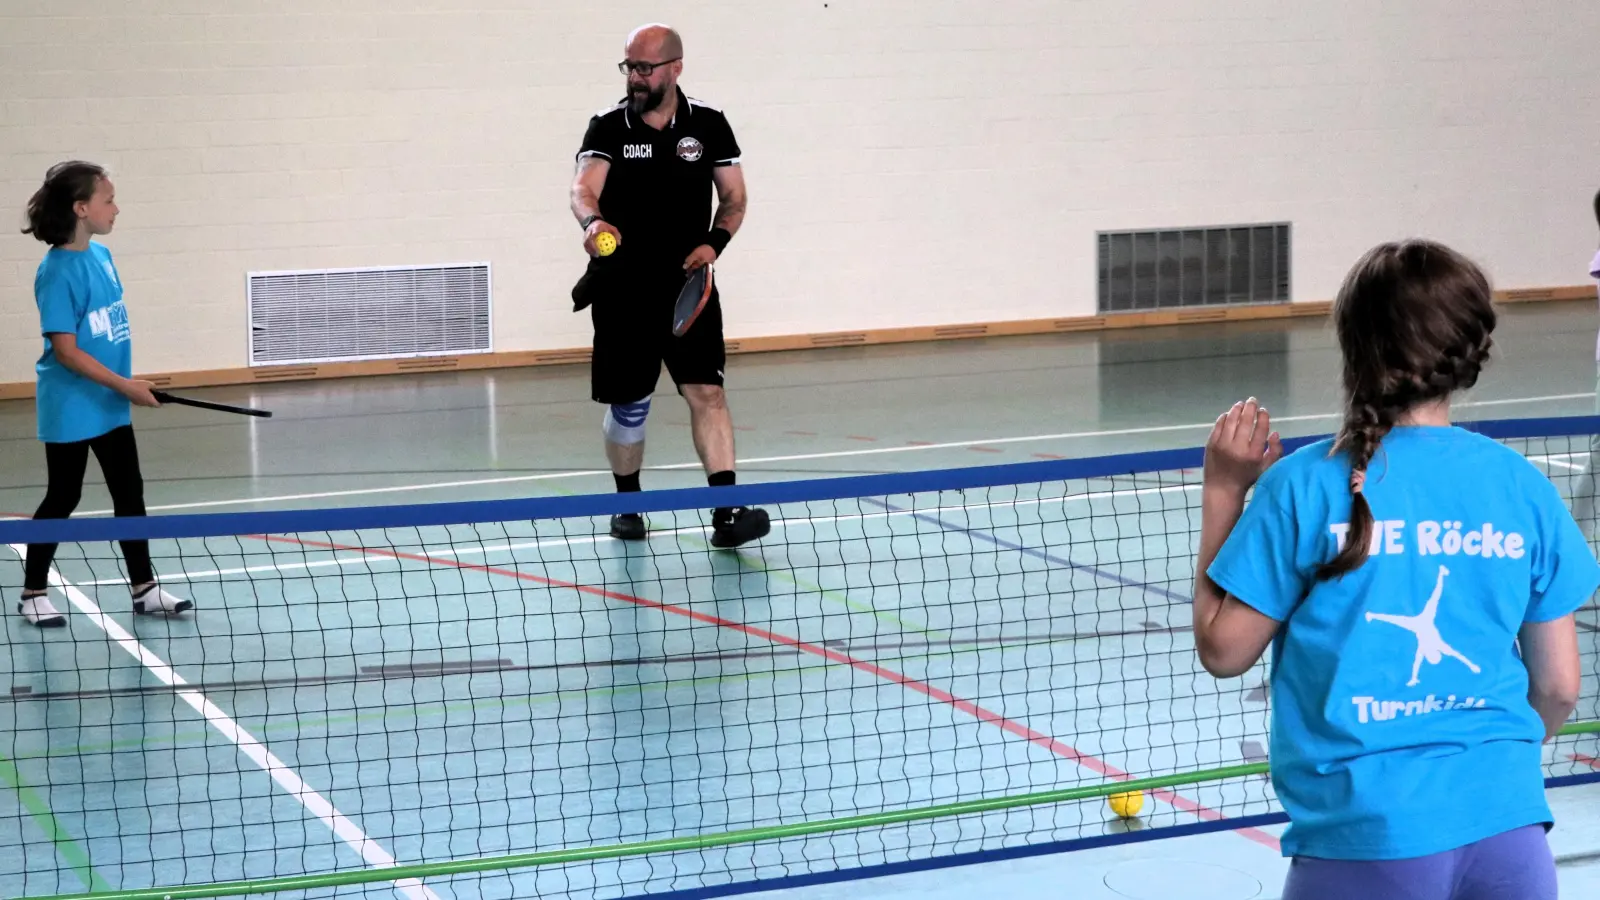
[1209,426,1600,861]
[34,241,134,444]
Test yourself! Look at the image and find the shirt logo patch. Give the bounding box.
[87,299,131,345]
[676,136,704,162]
[623,144,653,159]
[1363,565,1481,688]
[1348,565,1491,726]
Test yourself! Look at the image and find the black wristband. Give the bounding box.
[580,214,600,232]
[705,227,733,256]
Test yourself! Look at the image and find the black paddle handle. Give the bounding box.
[151,391,274,418]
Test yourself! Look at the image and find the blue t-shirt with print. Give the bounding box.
[1209,426,1600,861]
[34,241,134,444]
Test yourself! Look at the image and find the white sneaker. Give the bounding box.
[18,594,66,628]
[133,586,193,616]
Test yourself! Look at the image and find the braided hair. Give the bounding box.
[1316,240,1497,580]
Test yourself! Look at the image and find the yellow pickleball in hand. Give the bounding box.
[595,232,617,256]
[1108,790,1144,818]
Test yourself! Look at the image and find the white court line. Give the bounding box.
[1534,457,1586,471]
[80,481,1206,585]
[1456,393,1596,408]
[72,392,1595,516]
[2,543,440,900]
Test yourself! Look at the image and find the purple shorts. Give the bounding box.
[1283,825,1556,900]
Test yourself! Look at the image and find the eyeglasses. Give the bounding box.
[617,57,680,76]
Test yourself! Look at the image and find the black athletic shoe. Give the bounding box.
[710,507,771,549]
[610,513,647,541]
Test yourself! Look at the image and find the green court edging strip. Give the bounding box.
[0,752,112,894]
[25,719,1600,900]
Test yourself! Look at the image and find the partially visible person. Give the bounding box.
[1194,239,1594,900]
[1572,188,1600,532]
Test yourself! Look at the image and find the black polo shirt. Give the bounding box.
[576,87,741,268]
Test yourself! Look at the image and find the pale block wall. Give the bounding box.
[2,1,1597,384]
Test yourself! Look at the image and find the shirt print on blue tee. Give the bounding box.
[1206,426,1600,862]
[34,241,134,444]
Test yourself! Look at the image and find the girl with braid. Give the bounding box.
[1191,240,1597,900]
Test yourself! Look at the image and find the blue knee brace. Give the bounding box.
[603,397,651,445]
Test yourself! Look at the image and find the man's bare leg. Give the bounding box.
[681,384,735,474]
[606,438,645,480]
[681,384,769,547]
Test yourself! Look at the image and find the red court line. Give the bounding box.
[1573,753,1600,769]
[1032,453,1064,461]
[968,446,1002,454]
[257,532,1280,851]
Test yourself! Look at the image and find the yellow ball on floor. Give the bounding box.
[1108,790,1144,818]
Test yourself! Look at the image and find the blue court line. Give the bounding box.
[862,498,1191,604]
[2,415,1593,545]
[615,812,1292,900]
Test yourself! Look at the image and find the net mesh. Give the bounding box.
[1,419,1598,900]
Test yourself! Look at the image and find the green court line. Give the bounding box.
[0,751,111,894]
[27,720,1600,900]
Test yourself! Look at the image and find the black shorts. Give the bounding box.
[589,266,726,405]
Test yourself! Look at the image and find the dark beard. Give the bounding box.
[628,84,667,114]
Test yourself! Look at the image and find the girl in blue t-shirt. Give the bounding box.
[1194,239,1597,900]
[17,161,192,627]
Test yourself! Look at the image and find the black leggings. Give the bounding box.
[23,425,153,592]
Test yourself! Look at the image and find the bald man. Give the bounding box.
[569,24,768,548]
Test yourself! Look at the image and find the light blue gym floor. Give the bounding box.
[1,303,1599,900]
